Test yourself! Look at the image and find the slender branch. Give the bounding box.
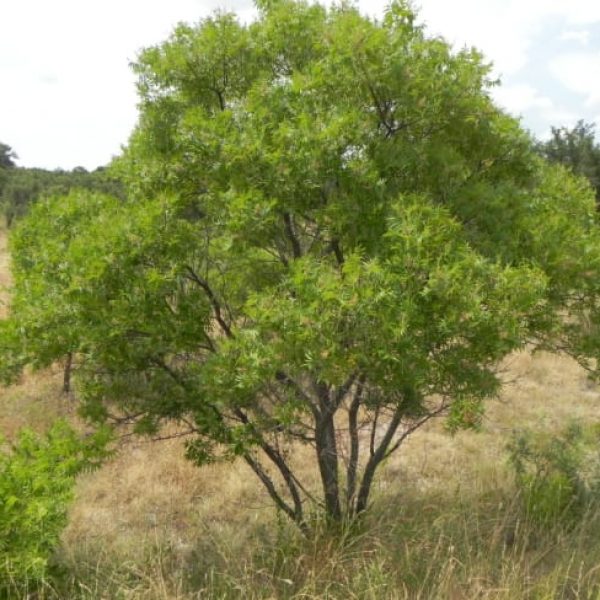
[371,407,403,466]
[383,401,449,460]
[275,370,318,412]
[355,406,403,514]
[162,298,217,352]
[283,212,302,259]
[150,428,198,442]
[261,386,316,442]
[370,406,380,457]
[333,372,357,409]
[243,453,299,525]
[260,442,305,524]
[151,357,188,387]
[151,357,224,423]
[346,376,365,507]
[235,408,306,525]
[211,84,226,111]
[357,62,395,137]
[183,265,234,339]
[284,429,316,443]
[106,410,146,426]
[331,239,345,267]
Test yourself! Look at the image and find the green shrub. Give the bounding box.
[0,420,111,597]
[507,421,600,526]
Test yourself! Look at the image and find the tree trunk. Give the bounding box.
[63,352,73,395]
[312,381,342,521]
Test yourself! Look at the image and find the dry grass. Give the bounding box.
[0,367,73,439]
[1,221,600,598]
[0,226,11,319]
[48,350,599,598]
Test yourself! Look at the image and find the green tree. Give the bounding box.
[537,120,600,200]
[4,0,600,529]
[0,164,123,227]
[0,143,16,170]
[0,143,17,201]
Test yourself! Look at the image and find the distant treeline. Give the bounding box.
[536,120,600,202]
[1,120,599,227]
[0,143,124,227]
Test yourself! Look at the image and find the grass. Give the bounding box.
[4,353,599,599]
[1,221,600,598]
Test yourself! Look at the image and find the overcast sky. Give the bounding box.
[1,0,600,170]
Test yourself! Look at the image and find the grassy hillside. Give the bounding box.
[1,225,600,599]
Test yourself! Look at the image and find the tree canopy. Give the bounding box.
[4,0,600,528]
[0,165,124,227]
[536,120,600,201]
[0,143,16,170]
[0,143,17,202]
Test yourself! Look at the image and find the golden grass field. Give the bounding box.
[1,227,600,599]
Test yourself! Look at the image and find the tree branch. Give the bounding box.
[346,375,365,507]
[283,212,302,259]
[370,406,380,457]
[235,408,306,526]
[333,372,358,409]
[275,370,318,412]
[331,238,345,267]
[183,266,234,339]
[383,400,449,460]
[243,453,300,526]
[355,405,402,514]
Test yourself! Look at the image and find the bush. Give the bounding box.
[507,421,600,526]
[0,420,111,597]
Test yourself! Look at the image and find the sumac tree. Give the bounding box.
[4,0,600,529]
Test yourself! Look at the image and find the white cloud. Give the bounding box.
[0,0,257,169]
[550,52,600,108]
[560,30,591,45]
[2,0,600,168]
[413,0,600,76]
[539,107,581,127]
[493,84,553,114]
[492,84,579,133]
[557,1,600,25]
[414,0,537,76]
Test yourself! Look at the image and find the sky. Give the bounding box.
[1,0,600,170]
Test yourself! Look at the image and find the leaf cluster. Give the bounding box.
[0,421,111,596]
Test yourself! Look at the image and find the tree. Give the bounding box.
[0,143,16,169]
[536,120,600,200]
[4,0,600,530]
[0,164,124,227]
[0,143,17,201]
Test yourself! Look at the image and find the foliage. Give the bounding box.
[4,0,600,528]
[0,165,124,227]
[0,191,119,384]
[0,143,17,204]
[0,420,111,596]
[507,422,600,525]
[0,143,16,170]
[536,120,600,201]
